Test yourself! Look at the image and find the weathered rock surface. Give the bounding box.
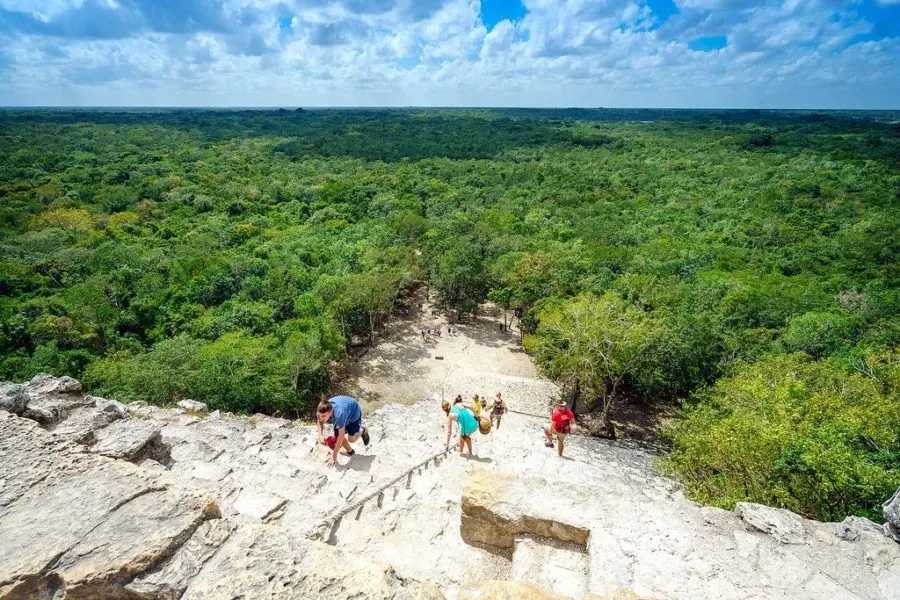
[20,373,91,424]
[831,515,890,542]
[885,488,900,543]
[459,580,571,599]
[459,583,646,600]
[90,418,172,464]
[125,519,233,600]
[1,375,898,600]
[0,383,28,415]
[511,536,590,600]
[49,400,128,445]
[176,399,207,413]
[0,412,216,599]
[461,469,899,600]
[735,502,808,544]
[181,524,443,599]
[25,373,83,396]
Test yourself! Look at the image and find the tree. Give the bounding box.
[429,237,491,319]
[526,293,666,420]
[780,311,856,358]
[664,351,900,521]
[29,208,93,238]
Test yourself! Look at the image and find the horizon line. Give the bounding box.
[1,105,898,112]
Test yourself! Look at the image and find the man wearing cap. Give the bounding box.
[544,400,575,457]
[317,395,370,466]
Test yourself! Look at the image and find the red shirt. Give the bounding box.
[551,407,574,431]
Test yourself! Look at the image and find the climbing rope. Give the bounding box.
[306,444,454,542]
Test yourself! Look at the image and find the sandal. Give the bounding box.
[544,441,554,448]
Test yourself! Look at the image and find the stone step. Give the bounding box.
[511,535,589,600]
[180,523,442,599]
[90,419,172,465]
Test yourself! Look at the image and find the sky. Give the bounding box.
[0,0,898,108]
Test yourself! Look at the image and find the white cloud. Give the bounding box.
[0,0,896,107]
[0,0,84,21]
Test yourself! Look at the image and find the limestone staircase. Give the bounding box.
[1,374,898,600]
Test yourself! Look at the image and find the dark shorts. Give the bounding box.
[335,418,362,437]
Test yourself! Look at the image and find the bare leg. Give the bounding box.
[458,437,465,453]
[463,436,473,456]
[341,437,353,454]
[557,436,564,457]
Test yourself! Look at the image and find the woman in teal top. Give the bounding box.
[443,395,477,456]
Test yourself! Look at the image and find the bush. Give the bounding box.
[780,311,857,358]
[664,351,900,521]
[83,327,342,418]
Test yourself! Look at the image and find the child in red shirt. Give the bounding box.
[544,401,575,457]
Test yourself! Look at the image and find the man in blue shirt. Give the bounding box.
[317,396,370,466]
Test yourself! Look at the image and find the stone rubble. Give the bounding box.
[0,373,898,600]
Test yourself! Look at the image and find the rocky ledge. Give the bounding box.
[1,374,898,600]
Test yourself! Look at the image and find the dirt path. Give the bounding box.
[338,293,558,416]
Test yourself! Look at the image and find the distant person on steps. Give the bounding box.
[317,396,369,467]
[544,400,574,457]
[471,394,483,419]
[488,391,507,430]
[443,396,477,456]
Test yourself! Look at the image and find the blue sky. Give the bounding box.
[0,0,898,108]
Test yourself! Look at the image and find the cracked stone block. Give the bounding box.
[48,401,128,445]
[90,419,172,464]
[460,470,590,550]
[0,411,221,599]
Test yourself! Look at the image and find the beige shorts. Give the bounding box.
[544,426,567,440]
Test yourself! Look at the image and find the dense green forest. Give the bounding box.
[1,108,897,520]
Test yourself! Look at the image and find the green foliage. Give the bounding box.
[83,328,339,418]
[426,233,492,318]
[526,293,667,416]
[780,311,857,358]
[0,107,897,490]
[664,351,900,521]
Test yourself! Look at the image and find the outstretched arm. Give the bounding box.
[328,427,346,466]
[445,415,455,450]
